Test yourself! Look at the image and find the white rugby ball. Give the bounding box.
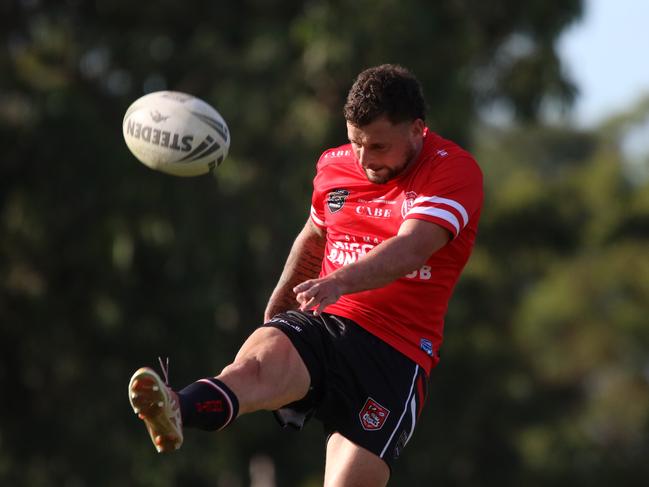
[123,91,230,177]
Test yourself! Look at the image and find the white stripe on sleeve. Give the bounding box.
[310,205,325,227]
[406,207,460,235]
[413,196,468,227]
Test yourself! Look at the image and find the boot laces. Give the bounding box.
[158,356,170,386]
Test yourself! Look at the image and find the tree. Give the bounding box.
[1,1,586,485]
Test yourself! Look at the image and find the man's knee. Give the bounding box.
[234,326,296,362]
[220,356,262,386]
[218,326,310,413]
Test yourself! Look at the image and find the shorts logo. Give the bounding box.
[269,317,302,332]
[393,430,409,460]
[327,189,349,213]
[359,397,390,431]
[401,191,417,218]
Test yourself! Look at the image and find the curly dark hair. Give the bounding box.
[343,64,426,126]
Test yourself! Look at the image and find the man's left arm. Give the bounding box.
[294,219,450,315]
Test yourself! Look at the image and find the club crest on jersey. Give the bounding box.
[401,191,418,218]
[327,189,350,213]
[359,397,390,431]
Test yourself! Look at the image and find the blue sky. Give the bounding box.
[559,0,649,126]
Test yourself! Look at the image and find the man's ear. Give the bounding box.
[410,118,425,138]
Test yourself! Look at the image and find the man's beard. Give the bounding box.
[362,145,418,184]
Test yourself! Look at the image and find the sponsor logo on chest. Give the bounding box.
[354,205,393,218]
[327,190,399,219]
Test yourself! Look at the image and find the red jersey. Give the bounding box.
[310,129,483,374]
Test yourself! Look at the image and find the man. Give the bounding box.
[129,64,483,486]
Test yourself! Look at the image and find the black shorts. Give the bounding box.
[262,310,429,468]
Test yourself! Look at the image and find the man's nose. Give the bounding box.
[358,148,376,168]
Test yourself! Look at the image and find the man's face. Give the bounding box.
[346,116,425,184]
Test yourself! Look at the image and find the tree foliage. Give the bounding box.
[6,1,648,486]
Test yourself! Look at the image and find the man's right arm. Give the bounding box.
[264,218,326,322]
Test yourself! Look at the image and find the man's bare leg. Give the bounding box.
[324,433,390,487]
[218,326,310,414]
[130,326,310,451]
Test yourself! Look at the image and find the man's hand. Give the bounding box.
[293,277,344,316]
[292,219,450,316]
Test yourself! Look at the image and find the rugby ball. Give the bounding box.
[123,91,230,177]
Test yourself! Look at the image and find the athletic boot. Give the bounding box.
[128,366,183,452]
